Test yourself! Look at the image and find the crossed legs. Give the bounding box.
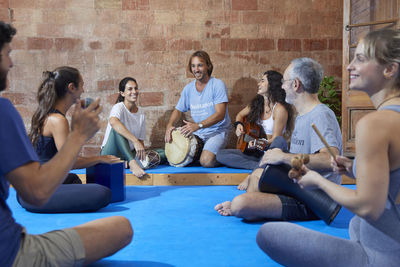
[256,222,369,267]
[214,168,284,221]
[73,216,133,265]
[214,192,283,220]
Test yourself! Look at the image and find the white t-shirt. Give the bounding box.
[101,102,146,150]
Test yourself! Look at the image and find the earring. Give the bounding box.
[384,73,392,79]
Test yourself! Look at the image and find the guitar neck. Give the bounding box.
[243,134,255,143]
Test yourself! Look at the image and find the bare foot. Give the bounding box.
[129,160,147,178]
[237,175,250,191]
[214,201,232,216]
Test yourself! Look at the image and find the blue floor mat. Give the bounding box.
[7,185,354,267]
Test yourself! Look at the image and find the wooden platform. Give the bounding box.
[77,172,355,186]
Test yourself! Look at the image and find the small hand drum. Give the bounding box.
[165,127,204,167]
[138,150,161,169]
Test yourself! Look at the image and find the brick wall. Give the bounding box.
[0,0,343,155]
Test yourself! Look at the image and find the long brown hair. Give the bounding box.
[29,66,80,146]
[247,70,294,138]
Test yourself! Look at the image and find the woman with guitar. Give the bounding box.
[217,70,294,189]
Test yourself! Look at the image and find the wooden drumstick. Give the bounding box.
[311,123,336,158]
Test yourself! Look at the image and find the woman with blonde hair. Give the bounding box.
[257,28,400,266]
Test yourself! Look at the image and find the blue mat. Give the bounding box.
[70,165,252,175]
[7,185,355,267]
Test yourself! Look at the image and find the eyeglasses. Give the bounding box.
[281,79,294,84]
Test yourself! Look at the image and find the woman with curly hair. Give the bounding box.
[217,70,294,190]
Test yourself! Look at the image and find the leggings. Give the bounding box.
[216,136,289,170]
[101,128,166,166]
[216,149,260,169]
[17,184,111,213]
[256,221,399,267]
[101,128,136,162]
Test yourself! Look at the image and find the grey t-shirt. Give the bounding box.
[290,104,342,184]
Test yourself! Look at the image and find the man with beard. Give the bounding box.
[0,21,132,267]
[164,50,231,167]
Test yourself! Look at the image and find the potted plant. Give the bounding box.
[318,76,342,126]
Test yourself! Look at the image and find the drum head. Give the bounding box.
[165,129,191,165]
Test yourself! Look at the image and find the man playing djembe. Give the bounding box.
[164,50,231,168]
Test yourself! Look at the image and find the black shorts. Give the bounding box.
[277,194,319,221]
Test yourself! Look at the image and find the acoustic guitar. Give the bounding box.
[236,121,268,154]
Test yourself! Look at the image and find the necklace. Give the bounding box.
[376,94,400,110]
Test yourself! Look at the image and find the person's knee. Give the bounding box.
[121,217,134,244]
[112,216,134,246]
[269,136,288,151]
[200,152,216,168]
[256,222,284,252]
[200,158,216,168]
[256,223,272,251]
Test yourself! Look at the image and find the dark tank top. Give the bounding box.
[35,109,64,164]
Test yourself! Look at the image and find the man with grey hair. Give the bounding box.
[215,57,342,222]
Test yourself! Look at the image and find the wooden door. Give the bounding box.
[342,0,399,155]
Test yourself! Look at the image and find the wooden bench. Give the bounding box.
[72,165,355,186]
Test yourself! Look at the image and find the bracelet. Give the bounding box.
[233,121,244,129]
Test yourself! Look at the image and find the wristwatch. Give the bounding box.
[198,123,203,128]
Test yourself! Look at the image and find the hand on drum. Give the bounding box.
[165,126,176,143]
[133,141,146,161]
[181,120,199,137]
[259,148,285,166]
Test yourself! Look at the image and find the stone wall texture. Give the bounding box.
[0,0,343,155]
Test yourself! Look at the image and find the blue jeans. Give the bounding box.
[216,136,288,170]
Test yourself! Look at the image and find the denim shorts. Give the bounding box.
[200,131,229,155]
[278,194,319,221]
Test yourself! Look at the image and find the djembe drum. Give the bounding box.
[165,127,204,167]
[259,163,341,225]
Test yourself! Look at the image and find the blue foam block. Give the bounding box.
[86,162,125,202]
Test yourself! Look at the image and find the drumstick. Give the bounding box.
[311,123,336,158]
